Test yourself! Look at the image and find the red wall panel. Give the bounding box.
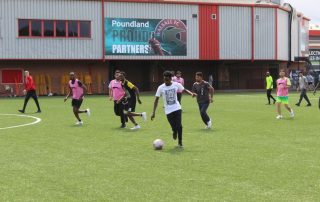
[1,70,23,84]
[199,5,219,60]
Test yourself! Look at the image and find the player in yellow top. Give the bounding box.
[117,72,147,130]
[266,72,276,105]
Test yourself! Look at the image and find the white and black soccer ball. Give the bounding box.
[153,139,164,150]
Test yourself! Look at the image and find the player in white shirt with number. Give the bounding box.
[151,71,195,148]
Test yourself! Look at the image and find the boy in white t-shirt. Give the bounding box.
[151,71,194,148]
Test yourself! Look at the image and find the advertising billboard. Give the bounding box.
[309,49,320,61]
[105,18,187,56]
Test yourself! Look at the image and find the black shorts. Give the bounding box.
[308,82,313,85]
[122,98,136,112]
[128,98,136,112]
[72,99,83,109]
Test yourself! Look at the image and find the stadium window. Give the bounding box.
[79,21,91,38]
[44,20,54,37]
[68,21,78,37]
[18,19,30,37]
[18,19,91,38]
[56,20,66,37]
[31,20,42,36]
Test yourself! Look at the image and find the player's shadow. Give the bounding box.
[280,118,295,121]
[164,146,186,155]
[198,128,217,133]
[20,112,41,115]
[123,129,141,133]
[69,124,88,128]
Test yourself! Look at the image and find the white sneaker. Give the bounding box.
[290,110,294,118]
[141,112,147,122]
[205,120,212,129]
[276,115,283,120]
[86,109,91,117]
[75,121,83,125]
[130,125,141,130]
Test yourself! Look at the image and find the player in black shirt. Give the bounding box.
[118,72,147,130]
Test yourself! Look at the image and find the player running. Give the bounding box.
[109,70,121,100]
[109,70,127,128]
[151,71,194,148]
[192,72,214,129]
[172,71,185,104]
[296,72,311,107]
[265,72,276,105]
[64,72,90,125]
[18,70,41,113]
[276,70,294,119]
[118,72,147,130]
[313,77,320,109]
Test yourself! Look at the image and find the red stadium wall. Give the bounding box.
[0,61,109,96]
[199,5,219,60]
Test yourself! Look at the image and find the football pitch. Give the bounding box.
[0,93,319,201]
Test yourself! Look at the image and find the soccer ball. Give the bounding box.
[153,139,164,150]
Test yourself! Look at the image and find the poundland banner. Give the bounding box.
[105,18,187,56]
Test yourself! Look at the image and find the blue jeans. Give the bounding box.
[198,102,210,125]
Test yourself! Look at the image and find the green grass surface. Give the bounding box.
[0,93,320,201]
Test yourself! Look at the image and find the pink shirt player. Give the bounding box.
[173,77,185,93]
[276,77,291,97]
[69,79,84,100]
[109,79,125,101]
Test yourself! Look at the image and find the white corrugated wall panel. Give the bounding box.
[254,8,275,60]
[301,19,309,57]
[219,6,252,60]
[277,9,289,61]
[298,17,309,58]
[104,2,199,60]
[0,0,102,59]
[0,0,3,57]
[291,14,299,61]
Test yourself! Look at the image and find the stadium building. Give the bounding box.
[0,0,310,96]
[309,24,320,70]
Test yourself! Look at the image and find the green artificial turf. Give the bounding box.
[0,93,319,201]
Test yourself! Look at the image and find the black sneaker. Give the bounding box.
[18,110,25,113]
[36,110,41,113]
[173,131,177,140]
[273,100,276,104]
[120,124,126,128]
[295,103,300,107]
[306,104,312,107]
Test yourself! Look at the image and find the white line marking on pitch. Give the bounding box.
[0,114,42,130]
[235,95,319,100]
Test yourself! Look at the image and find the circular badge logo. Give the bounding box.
[154,19,187,47]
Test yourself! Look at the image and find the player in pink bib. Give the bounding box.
[276,69,294,119]
[64,72,90,125]
[109,70,127,128]
[173,71,185,104]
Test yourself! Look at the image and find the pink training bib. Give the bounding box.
[110,80,125,101]
[277,78,289,96]
[173,77,184,93]
[69,79,84,100]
